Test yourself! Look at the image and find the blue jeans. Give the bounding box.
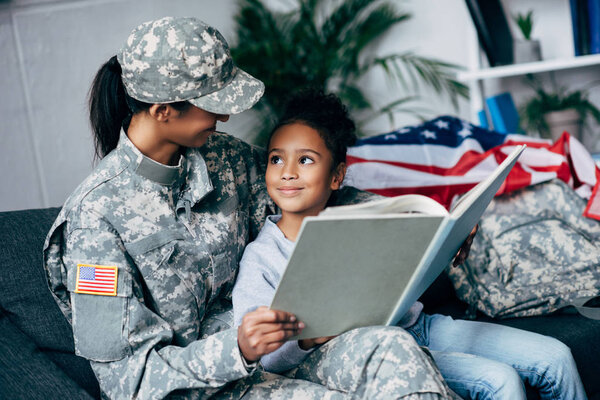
[406,313,587,400]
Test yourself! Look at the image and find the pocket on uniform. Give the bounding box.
[217,194,239,215]
[68,264,132,362]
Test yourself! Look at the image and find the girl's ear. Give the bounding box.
[330,162,347,190]
[149,104,171,122]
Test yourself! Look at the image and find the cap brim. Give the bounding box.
[188,69,265,115]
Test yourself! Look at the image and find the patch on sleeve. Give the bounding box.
[75,264,118,296]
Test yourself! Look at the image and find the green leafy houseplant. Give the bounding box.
[231,0,468,145]
[520,79,600,139]
[511,10,542,64]
[513,10,534,40]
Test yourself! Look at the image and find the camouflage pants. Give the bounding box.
[219,326,453,399]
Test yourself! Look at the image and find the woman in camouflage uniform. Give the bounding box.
[43,17,451,400]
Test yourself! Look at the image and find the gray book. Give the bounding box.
[270,145,526,340]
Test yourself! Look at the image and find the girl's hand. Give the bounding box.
[237,306,304,362]
[299,335,337,350]
[453,224,478,267]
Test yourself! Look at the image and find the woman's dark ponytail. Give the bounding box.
[88,55,130,159]
[88,56,191,160]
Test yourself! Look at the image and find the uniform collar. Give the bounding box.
[118,130,183,186]
[117,131,214,205]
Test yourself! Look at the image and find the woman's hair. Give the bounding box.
[269,88,357,169]
[88,55,190,159]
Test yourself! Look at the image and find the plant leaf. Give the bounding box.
[231,0,468,143]
[371,53,469,108]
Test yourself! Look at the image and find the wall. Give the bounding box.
[0,0,244,211]
[1,0,597,211]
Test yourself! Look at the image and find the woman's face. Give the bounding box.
[266,122,343,218]
[163,105,230,149]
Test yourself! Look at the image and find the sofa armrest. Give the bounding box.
[0,309,94,399]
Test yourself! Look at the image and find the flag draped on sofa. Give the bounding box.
[345,116,600,220]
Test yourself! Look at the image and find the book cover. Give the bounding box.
[270,146,526,339]
[464,0,514,66]
[589,0,600,54]
[486,92,520,134]
[578,0,591,55]
[571,0,583,56]
[478,109,489,129]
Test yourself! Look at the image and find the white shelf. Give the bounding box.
[457,53,600,82]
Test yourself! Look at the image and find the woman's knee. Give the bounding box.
[350,325,417,348]
[343,327,451,399]
[343,326,430,364]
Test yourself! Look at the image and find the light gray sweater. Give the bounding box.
[232,215,423,373]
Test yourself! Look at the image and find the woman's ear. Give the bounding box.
[330,162,347,190]
[148,104,171,122]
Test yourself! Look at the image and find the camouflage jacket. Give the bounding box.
[448,179,600,319]
[43,131,371,399]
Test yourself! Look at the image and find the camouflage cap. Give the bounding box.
[117,16,264,115]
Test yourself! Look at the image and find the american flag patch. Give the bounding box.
[75,264,118,296]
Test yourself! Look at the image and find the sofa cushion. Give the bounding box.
[0,208,100,398]
[0,308,93,399]
[492,312,600,398]
[0,208,69,348]
[422,273,600,399]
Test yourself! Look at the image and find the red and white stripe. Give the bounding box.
[76,265,117,295]
[346,132,600,220]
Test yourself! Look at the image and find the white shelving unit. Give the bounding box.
[457,53,600,82]
[456,0,600,126]
[457,53,600,124]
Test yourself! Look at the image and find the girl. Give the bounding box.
[43,17,449,400]
[232,89,587,400]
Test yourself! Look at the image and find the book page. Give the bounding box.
[450,145,526,218]
[386,145,526,325]
[271,145,525,339]
[270,214,445,340]
[321,194,448,216]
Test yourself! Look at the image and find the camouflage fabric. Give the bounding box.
[44,132,450,399]
[117,17,264,115]
[448,179,600,319]
[219,327,454,399]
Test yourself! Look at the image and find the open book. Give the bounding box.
[270,145,526,340]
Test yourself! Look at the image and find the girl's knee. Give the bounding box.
[495,366,525,397]
[547,338,575,364]
[527,335,576,372]
[462,364,525,400]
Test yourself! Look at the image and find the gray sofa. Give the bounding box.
[1,207,599,399]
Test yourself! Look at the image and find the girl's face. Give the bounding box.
[266,122,344,219]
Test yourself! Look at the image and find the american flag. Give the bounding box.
[75,264,118,296]
[345,116,600,220]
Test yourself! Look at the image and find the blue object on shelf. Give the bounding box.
[589,0,600,54]
[571,0,591,55]
[486,92,520,134]
[477,110,489,129]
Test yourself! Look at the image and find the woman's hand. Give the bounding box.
[452,224,478,267]
[237,306,304,362]
[299,335,337,350]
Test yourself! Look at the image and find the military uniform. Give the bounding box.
[43,16,452,400]
[44,131,450,399]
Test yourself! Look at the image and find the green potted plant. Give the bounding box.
[520,78,600,141]
[231,0,468,145]
[512,10,542,64]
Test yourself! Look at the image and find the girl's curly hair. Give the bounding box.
[269,88,357,168]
